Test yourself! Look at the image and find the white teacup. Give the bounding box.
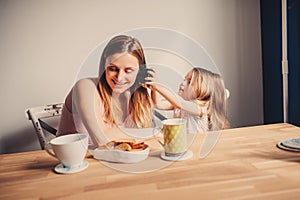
[45,133,88,170]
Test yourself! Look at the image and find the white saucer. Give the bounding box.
[54,160,89,174]
[281,138,300,149]
[160,150,193,161]
[277,142,300,152]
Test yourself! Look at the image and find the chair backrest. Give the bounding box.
[25,103,63,149]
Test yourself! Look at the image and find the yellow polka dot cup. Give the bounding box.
[154,118,187,157]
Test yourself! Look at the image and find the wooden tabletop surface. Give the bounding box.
[1,123,300,200]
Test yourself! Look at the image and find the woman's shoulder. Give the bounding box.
[73,77,98,90]
[71,78,99,97]
[75,77,98,86]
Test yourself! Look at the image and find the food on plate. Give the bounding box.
[93,138,150,163]
[131,142,146,149]
[104,139,148,152]
[112,138,136,146]
[115,143,132,151]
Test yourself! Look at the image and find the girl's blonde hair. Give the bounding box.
[188,67,229,130]
[98,35,152,127]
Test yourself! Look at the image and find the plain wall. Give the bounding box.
[0,0,263,154]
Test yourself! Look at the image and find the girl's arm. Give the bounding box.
[150,86,174,110]
[148,82,203,116]
[146,68,173,110]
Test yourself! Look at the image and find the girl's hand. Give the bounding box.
[142,67,157,89]
[145,67,156,83]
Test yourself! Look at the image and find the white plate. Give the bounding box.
[160,150,193,161]
[54,160,89,174]
[92,146,150,163]
[281,138,300,149]
[277,142,300,152]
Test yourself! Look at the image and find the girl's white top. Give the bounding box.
[179,105,208,134]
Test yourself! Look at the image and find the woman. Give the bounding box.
[57,35,154,148]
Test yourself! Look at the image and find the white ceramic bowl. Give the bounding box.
[92,145,150,163]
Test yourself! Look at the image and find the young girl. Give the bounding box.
[148,67,229,133]
[56,35,153,147]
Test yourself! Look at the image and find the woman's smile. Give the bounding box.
[112,80,129,88]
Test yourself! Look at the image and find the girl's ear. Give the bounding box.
[225,89,230,99]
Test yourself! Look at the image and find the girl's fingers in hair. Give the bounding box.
[147,68,156,82]
[141,82,153,89]
[145,76,154,82]
[147,68,156,77]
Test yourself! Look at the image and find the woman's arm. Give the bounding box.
[71,78,128,147]
[70,78,108,146]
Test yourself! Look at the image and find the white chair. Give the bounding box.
[25,103,63,149]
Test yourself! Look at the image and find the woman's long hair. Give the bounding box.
[188,67,229,131]
[98,35,152,127]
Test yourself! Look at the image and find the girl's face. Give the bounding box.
[178,72,196,100]
[105,52,139,94]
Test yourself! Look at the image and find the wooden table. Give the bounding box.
[1,123,300,200]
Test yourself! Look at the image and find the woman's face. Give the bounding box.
[178,72,196,100]
[105,52,139,94]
